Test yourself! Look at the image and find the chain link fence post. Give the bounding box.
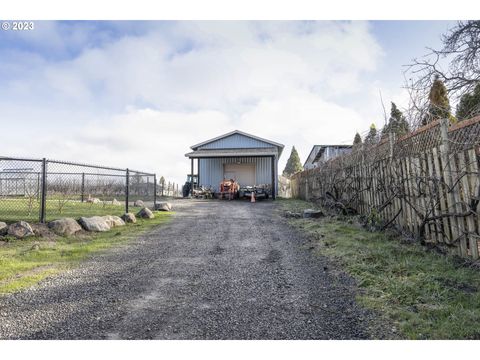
[39,158,47,223]
[125,168,130,214]
[154,174,157,210]
[81,172,85,202]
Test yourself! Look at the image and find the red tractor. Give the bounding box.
[218,178,239,200]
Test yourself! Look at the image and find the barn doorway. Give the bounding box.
[223,163,255,187]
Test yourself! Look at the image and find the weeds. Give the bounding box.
[279,198,480,339]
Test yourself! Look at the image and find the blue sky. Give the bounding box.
[0,21,455,183]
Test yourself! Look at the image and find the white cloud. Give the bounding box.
[0,21,387,184]
[238,90,367,171]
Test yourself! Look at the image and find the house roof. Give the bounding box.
[185,147,279,159]
[190,130,284,157]
[312,145,353,163]
[303,145,322,167]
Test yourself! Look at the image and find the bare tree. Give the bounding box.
[406,21,480,101]
[24,173,40,216]
[53,177,80,214]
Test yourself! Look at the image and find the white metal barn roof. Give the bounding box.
[188,130,284,156]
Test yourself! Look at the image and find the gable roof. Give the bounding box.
[185,147,279,158]
[304,145,353,167]
[312,145,353,163]
[303,145,322,167]
[190,130,284,157]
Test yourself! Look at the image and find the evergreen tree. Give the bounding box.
[423,75,456,125]
[353,132,362,145]
[383,102,410,138]
[283,146,303,177]
[364,123,377,144]
[456,82,480,121]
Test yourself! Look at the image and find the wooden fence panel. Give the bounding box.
[291,117,480,259]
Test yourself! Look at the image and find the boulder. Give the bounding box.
[79,216,111,232]
[121,213,137,224]
[86,197,101,204]
[8,221,34,239]
[112,198,122,206]
[137,207,155,219]
[155,202,172,211]
[48,218,82,236]
[303,209,325,219]
[102,215,126,227]
[0,221,8,236]
[134,200,145,207]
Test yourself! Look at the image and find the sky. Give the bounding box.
[0,20,456,184]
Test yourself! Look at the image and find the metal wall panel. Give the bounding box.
[199,134,273,150]
[199,157,276,192]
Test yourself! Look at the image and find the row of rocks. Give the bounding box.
[87,199,172,211]
[0,204,163,239]
[136,201,172,212]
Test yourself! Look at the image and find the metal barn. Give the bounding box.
[185,130,284,199]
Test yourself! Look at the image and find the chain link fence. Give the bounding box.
[0,157,157,223]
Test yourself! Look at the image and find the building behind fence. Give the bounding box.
[291,116,480,260]
[0,157,181,223]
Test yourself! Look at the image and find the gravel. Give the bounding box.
[0,199,382,339]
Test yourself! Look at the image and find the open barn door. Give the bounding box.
[223,163,255,187]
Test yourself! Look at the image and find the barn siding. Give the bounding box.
[199,157,274,192]
[198,134,272,150]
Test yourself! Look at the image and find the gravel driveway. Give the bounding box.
[0,200,379,339]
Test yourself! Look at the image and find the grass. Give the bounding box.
[0,197,146,223]
[278,198,480,340]
[0,211,172,294]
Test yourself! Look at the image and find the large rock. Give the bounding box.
[155,202,172,211]
[0,222,7,236]
[86,197,101,204]
[137,207,155,219]
[112,198,122,206]
[134,200,145,207]
[121,213,137,224]
[102,215,126,227]
[303,209,325,219]
[48,218,82,236]
[8,221,34,239]
[79,216,111,232]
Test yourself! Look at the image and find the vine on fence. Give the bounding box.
[291,116,480,259]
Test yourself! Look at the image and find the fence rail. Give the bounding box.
[0,157,180,224]
[291,116,480,259]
